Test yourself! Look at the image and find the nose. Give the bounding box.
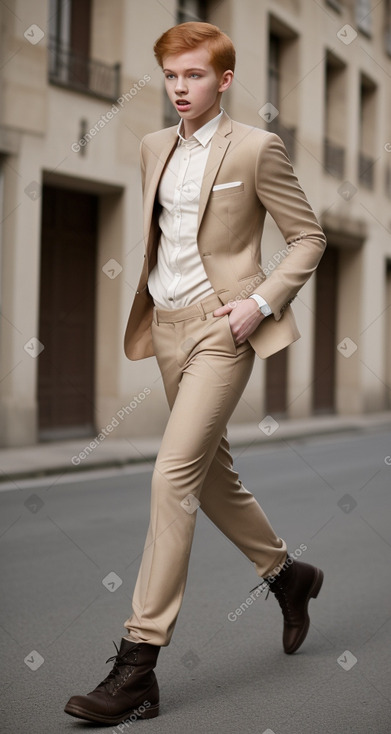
[175,75,188,94]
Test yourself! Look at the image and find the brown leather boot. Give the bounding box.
[64,638,160,724]
[265,556,324,654]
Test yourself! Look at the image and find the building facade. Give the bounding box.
[0,0,390,447]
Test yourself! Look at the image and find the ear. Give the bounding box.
[218,70,234,93]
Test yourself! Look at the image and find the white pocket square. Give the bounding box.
[212,181,243,191]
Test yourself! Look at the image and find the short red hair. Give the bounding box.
[154,21,236,75]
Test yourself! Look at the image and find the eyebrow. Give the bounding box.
[163,67,207,73]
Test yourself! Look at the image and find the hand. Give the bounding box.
[213,299,264,346]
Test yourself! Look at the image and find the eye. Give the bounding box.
[165,73,175,80]
[189,73,200,78]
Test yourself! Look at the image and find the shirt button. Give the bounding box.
[168,297,174,301]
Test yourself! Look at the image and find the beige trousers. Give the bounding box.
[123,293,287,646]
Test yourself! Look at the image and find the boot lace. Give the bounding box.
[268,580,292,621]
[249,579,292,620]
[95,641,138,694]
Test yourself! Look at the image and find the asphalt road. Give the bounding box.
[1,426,391,733]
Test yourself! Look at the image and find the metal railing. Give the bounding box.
[324,138,345,178]
[48,39,120,101]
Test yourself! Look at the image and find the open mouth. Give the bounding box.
[176,100,191,110]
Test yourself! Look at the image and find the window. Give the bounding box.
[385,0,391,55]
[326,0,342,12]
[177,0,208,23]
[386,166,391,198]
[356,0,373,36]
[268,34,280,111]
[324,52,346,178]
[358,73,377,189]
[48,0,120,100]
[266,18,299,162]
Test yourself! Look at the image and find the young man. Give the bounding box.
[65,22,326,725]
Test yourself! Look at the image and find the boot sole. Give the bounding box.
[64,701,159,724]
[284,567,324,655]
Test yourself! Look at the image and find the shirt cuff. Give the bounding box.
[249,293,273,315]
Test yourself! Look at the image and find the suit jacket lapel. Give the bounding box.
[197,112,232,231]
[143,131,178,255]
[143,112,233,249]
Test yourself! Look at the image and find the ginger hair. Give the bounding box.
[154,21,236,75]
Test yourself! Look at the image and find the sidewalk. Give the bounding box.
[1,411,390,483]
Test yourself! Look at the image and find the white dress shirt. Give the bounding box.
[148,108,272,315]
[147,110,224,309]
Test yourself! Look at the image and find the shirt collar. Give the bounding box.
[177,108,224,148]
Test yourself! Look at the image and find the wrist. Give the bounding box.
[249,293,272,317]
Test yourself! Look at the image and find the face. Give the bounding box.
[162,44,233,137]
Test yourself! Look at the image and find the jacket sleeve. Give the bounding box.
[253,132,326,321]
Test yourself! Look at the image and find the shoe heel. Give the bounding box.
[140,703,159,719]
[311,569,324,599]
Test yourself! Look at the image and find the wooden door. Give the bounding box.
[313,246,338,413]
[265,348,288,415]
[38,185,97,436]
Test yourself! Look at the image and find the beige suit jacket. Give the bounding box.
[124,111,326,360]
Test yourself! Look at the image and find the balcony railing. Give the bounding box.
[269,119,296,162]
[48,39,120,101]
[324,138,345,178]
[358,152,375,189]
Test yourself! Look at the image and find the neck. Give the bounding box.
[181,105,222,139]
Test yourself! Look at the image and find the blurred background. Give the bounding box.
[0,0,390,449]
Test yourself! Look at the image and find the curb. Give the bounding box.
[0,413,390,484]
